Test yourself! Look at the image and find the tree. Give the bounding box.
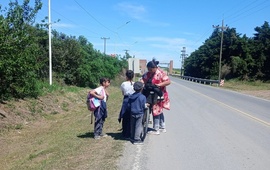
[0,0,43,100]
[251,21,270,80]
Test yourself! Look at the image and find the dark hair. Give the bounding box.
[100,77,110,85]
[147,58,159,68]
[125,70,134,80]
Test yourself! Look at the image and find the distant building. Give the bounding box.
[139,59,147,74]
[110,54,116,57]
[130,58,173,75]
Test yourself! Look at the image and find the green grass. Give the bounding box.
[222,79,270,91]
[0,83,125,169]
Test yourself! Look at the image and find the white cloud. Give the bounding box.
[115,2,146,20]
[114,2,170,27]
[53,23,75,28]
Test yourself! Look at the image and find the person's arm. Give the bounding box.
[105,89,109,101]
[140,73,147,84]
[156,79,171,87]
[120,83,125,96]
[89,89,104,100]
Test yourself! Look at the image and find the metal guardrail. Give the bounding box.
[172,75,220,86]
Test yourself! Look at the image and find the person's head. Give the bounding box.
[147,58,159,73]
[125,70,134,81]
[100,77,110,88]
[133,81,143,92]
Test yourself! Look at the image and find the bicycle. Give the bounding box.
[141,91,164,141]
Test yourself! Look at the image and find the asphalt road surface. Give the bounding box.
[118,76,270,170]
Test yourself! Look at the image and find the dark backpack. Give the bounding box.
[142,74,163,105]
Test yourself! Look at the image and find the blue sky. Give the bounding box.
[2,0,270,68]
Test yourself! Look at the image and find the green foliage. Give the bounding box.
[0,0,42,100]
[72,36,126,88]
[184,21,270,81]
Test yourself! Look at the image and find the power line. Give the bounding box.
[227,0,270,25]
[50,7,100,36]
[224,0,259,21]
[73,0,117,34]
[38,2,101,38]
[194,0,269,52]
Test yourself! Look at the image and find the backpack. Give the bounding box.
[142,74,163,105]
[86,93,101,111]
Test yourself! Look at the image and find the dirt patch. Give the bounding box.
[237,90,270,100]
[0,90,78,133]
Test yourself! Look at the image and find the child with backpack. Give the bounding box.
[89,77,110,139]
[128,81,146,145]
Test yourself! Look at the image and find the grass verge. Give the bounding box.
[221,79,270,91]
[0,85,124,170]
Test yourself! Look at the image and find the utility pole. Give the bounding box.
[123,49,129,54]
[48,0,52,85]
[101,37,110,54]
[123,49,129,60]
[180,47,188,76]
[213,19,227,85]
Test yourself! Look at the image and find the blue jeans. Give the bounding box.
[130,114,144,141]
[153,112,165,131]
[94,117,104,137]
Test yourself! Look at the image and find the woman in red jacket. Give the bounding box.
[141,59,171,135]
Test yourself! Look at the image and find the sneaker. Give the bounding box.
[147,130,160,135]
[133,140,143,145]
[100,133,108,137]
[160,128,166,133]
[94,136,100,140]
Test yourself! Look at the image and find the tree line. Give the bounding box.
[184,21,270,81]
[0,0,127,101]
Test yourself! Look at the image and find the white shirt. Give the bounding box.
[95,86,107,102]
[120,81,135,96]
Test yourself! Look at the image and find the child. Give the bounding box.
[118,70,135,139]
[89,77,110,139]
[128,81,146,145]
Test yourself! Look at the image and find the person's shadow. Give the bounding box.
[77,132,94,138]
[77,131,129,141]
[106,132,126,140]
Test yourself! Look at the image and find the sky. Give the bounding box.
[2,0,270,68]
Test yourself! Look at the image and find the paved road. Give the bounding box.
[118,76,270,170]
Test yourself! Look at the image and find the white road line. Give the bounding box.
[132,145,143,170]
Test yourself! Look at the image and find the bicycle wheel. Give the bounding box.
[141,106,150,141]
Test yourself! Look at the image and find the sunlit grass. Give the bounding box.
[222,79,270,91]
[0,79,126,170]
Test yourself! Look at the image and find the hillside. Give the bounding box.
[0,85,125,170]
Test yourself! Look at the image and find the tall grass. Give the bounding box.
[223,79,270,91]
